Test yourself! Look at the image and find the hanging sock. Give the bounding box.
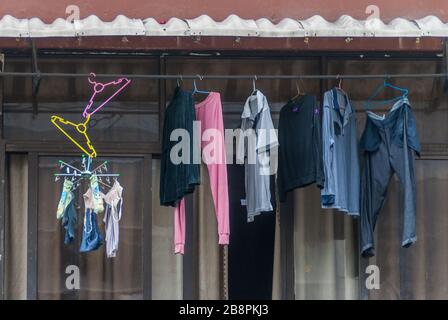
[102,180,124,258]
[80,208,103,252]
[90,174,104,214]
[56,178,74,219]
[61,194,77,244]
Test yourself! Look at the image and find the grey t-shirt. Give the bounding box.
[237,90,278,222]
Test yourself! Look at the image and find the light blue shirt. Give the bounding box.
[321,88,360,215]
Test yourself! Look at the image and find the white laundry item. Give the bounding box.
[102,180,124,258]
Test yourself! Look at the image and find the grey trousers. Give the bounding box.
[360,109,417,258]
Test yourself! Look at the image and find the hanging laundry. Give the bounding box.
[80,188,104,252]
[321,88,360,215]
[277,94,324,202]
[360,97,421,257]
[61,194,77,245]
[237,90,278,222]
[56,177,77,244]
[193,92,229,246]
[90,174,104,214]
[173,92,231,254]
[102,180,124,258]
[56,178,74,219]
[80,209,103,252]
[160,86,200,207]
[160,86,200,254]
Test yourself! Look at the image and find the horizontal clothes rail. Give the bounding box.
[0,71,447,80]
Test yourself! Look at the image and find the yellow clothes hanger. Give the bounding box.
[51,114,97,158]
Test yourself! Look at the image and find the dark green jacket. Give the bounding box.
[160,86,200,207]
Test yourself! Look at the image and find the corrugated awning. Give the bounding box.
[0,14,447,38]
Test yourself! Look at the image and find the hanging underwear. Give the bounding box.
[84,179,104,214]
[80,187,104,252]
[79,208,103,253]
[102,180,124,258]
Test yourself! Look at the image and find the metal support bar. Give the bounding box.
[0,68,4,300]
[0,55,4,141]
[27,153,38,300]
[0,141,5,300]
[30,40,41,115]
[0,71,447,80]
[30,41,41,96]
[320,56,328,105]
[183,192,198,299]
[142,155,152,300]
[158,56,166,146]
[443,39,448,94]
[54,173,120,177]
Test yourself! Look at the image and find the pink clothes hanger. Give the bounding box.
[82,72,131,118]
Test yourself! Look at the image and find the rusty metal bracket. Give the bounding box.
[30,40,41,114]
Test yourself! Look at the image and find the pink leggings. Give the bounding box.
[174,92,230,254]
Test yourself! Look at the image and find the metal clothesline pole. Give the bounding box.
[0,71,447,80]
[54,173,120,177]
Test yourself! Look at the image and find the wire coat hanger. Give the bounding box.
[191,74,209,95]
[291,79,305,101]
[335,74,346,93]
[333,74,351,106]
[364,77,409,109]
[251,75,258,95]
[177,74,183,87]
[82,72,131,118]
